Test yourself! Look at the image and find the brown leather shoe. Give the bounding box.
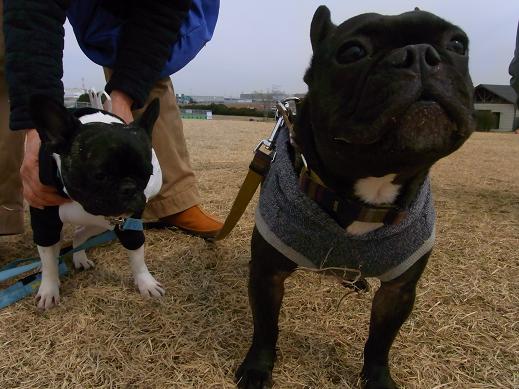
[159,205,223,239]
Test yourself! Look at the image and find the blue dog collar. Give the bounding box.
[120,218,144,231]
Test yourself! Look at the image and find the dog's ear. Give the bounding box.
[135,98,160,138]
[310,5,334,52]
[29,95,80,153]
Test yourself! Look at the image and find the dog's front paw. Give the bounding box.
[35,279,60,310]
[134,272,165,298]
[235,349,275,389]
[73,251,95,270]
[361,366,398,389]
[235,366,273,389]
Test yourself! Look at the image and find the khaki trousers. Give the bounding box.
[103,69,200,220]
[0,0,25,235]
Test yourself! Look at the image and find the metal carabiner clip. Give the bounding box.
[254,97,301,151]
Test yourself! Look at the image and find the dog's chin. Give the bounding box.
[81,199,144,217]
[82,205,132,217]
[333,101,460,149]
[67,187,146,217]
[394,101,458,153]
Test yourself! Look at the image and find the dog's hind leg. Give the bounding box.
[361,252,430,389]
[72,225,107,270]
[236,227,297,389]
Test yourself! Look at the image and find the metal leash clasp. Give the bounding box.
[277,96,300,131]
[253,97,301,159]
[104,216,126,228]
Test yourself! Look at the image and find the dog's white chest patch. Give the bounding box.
[353,174,400,205]
[346,174,400,236]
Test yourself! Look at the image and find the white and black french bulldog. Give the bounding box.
[29,96,165,310]
[236,7,475,389]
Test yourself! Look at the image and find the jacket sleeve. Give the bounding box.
[104,0,193,109]
[3,0,69,130]
[510,21,519,106]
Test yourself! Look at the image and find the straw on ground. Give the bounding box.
[0,120,517,388]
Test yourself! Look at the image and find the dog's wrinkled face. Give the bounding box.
[300,7,475,181]
[30,97,160,216]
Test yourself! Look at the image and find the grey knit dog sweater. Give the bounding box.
[255,129,436,281]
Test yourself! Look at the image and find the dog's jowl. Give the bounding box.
[236,7,475,389]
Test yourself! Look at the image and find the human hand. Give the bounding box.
[21,129,71,209]
[110,90,134,124]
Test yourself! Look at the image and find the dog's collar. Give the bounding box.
[289,112,407,227]
[297,163,407,228]
[104,216,143,231]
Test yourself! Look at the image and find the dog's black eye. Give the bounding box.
[446,38,466,55]
[336,42,367,64]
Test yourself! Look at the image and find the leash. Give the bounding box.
[210,98,300,241]
[0,217,142,309]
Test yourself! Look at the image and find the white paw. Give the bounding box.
[36,279,61,310]
[73,251,95,270]
[134,272,165,298]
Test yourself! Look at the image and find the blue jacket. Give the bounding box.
[67,0,219,78]
[4,0,219,129]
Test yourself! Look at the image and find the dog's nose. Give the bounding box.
[386,44,441,72]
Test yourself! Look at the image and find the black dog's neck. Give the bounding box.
[292,98,430,213]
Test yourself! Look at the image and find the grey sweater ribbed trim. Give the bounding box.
[256,130,436,281]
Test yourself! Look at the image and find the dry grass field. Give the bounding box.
[0,120,518,388]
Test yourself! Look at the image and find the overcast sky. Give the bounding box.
[62,0,519,97]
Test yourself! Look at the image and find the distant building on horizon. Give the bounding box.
[190,95,226,104]
[176,94,194,104]
[64,88,85,108]
[240,92,306,99]
[180,108,213,120]
[474,84,518,131]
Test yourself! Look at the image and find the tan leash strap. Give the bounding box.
[210,97,301,242]
[209,148,273,242]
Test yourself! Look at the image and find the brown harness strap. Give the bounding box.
[298,166,407,227]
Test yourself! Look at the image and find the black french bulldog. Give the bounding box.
[29,96,165,310]
[236,6,475,389]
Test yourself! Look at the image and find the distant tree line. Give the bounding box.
[77,93,90,103]
[77,93,108,104]
[180,103,274,118]
[75,94,275,118]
